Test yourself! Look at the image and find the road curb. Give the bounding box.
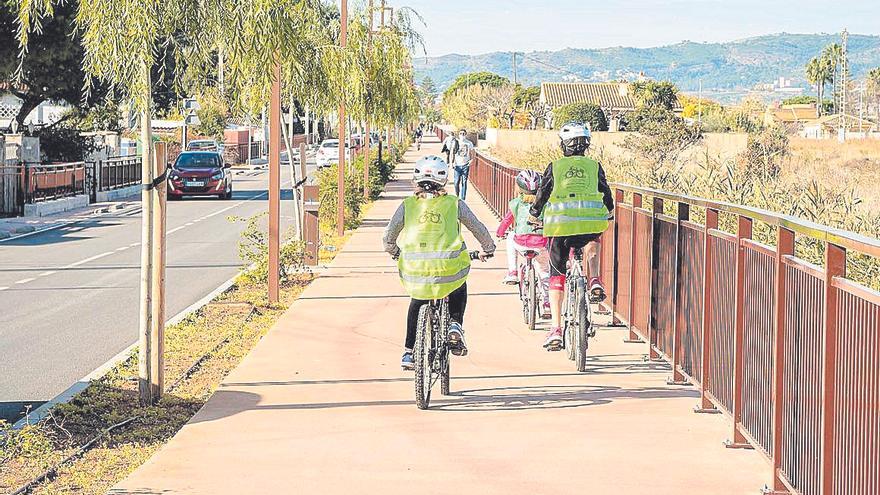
[0,201,139,244]
[11,272,243,430]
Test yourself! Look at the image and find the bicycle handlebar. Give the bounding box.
[470,251,493,261]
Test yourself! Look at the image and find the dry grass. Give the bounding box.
[786,137,880,211]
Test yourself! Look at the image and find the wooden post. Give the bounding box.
[299,141,308,235]
[668,202,690,385]
[764,227,795,494]
[268,62,281,303]
[149,141,167,401]
[695,208,721,414]
[303,184,320,266]
[337,0,348,238]
[820,242,846,494]
[611,188,625,325]
[364,0,374,201]
[138,62,157,406]
[648,196,664,360]
[624,192,643,343]
[726,215,754,449]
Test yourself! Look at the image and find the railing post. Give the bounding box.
[820,242,845,495]
[648,196,663,360]
[695,208,721,414]
[763,227,794,494]
[668,202,690,385]
[611,188,625,325]
[726,215,754,449]
[624,192,643,343]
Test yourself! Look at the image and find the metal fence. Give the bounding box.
[467,148,880,495]
[26,162,87,203]
[96,156,141,191]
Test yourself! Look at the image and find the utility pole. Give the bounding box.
[268,62,281,303]
[839,29,849,142]
[698,79,703,127]
[364,0,375,201]
[337,0,348,237]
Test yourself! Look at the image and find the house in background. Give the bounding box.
[763,103,879,139]
[539,81,684,131]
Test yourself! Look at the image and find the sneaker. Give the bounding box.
[447,322,468,357]
[589,278,607,303]
[503,271,519,285]
[543,327,563,351]
[401,351,414,371]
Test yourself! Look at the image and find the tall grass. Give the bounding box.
[491,135,880,291]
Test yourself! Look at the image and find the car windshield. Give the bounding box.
[176,154,219,169]
[322,142,338,148]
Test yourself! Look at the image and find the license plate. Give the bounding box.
[185,180,205,187]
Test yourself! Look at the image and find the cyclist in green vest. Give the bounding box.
[529,122,614,350]
[384,155,496,370]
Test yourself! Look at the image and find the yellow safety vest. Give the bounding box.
[543,156,610,237]
[398,194,471,300]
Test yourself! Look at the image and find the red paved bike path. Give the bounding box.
[112,138,768,494]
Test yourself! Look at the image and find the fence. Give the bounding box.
[467,148,880,495]
[223,142,263,165]
[93,156,141,194]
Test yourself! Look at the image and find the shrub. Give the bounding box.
[552,102,608,131]
[230,213,308,285]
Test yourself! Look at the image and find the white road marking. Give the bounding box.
[116,246,129,252]
[39,271,56,277]
[67,251,114,268]
[0,286,8,291]
[129,242,140,247]
[167,226,186,234]
[15,278,36,284]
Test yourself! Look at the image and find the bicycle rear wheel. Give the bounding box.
[527,263,537,330]
[565,279,575,361]
[414,305,435,409]
[574,277,590,372]
[439,301,451,395]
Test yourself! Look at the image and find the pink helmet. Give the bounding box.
[516,169,541,194]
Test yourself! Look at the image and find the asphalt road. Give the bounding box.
[0,160,315,423]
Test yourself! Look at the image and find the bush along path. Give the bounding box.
[0,139,410,495]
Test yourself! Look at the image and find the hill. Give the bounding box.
[413,33,880,96]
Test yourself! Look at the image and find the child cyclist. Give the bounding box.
[383,155,496,370]
[528,122,614,350]
[496,169,551,316]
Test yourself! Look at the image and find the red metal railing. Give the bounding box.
[467,149,880,495]
[26,162,87,203]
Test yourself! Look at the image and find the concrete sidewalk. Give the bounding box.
[112,137,769,494]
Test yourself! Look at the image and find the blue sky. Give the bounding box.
[393,0,880,56]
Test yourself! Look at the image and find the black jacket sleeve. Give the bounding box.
[597,162,614,212]
[530,162,555,218]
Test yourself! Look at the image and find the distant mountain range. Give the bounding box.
[413,33,880,101]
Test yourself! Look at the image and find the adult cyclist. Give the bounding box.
[383,155,496,370]
[528,122,614,350]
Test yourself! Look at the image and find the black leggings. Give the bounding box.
[547,234,602,277]
[405,283,467,349]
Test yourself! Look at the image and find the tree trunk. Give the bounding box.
[12,95,42,129]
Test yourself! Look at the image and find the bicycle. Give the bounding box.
[413,251,491,410]
[517,249,545,331]
[555,247,593,372]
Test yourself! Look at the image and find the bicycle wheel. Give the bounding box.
[565,279,576,361]
[527,263,537,330]
[439,301,451,396]
[519,265,530,325]
[574,277,590,372]
[413,304,434,409]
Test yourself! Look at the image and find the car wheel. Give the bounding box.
[222,182,233,200]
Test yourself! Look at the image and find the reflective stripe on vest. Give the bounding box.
[543,156,609,237]
[397,194,471,300]
[399,265,470,285]
[400,245,468,261]
[546,200,606,212]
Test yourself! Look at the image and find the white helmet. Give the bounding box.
[413,155,449,188]
[558,122,591,155]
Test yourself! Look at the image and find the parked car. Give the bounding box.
[280,147,301,165]
[167,151,233,200]
[315,139,351,169]
[186,139,223,152]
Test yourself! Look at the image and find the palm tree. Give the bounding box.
[822,43,844,113]
[867,68,880,122]
[806,57,833,117]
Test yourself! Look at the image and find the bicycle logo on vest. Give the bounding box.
[419,211,442,224]
[565,168,586,179]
